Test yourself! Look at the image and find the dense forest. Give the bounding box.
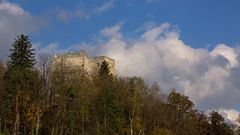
[0,34,240,135]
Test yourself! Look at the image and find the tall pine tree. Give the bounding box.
[8,34,35,69]
[3,34,37,135]
[96,61,125,134]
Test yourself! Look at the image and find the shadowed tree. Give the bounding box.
[98,60,112,79]
[126,77,145,135]
[167,90,195,135]
[0,61,6,134]
[0,61,5,104]
[236,114,240,135]
[3,34,40,135]
[209,111,233,135]
[95,60,125,135]
[142,82,167,135]
[8,35,35,69]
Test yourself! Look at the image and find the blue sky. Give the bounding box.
[7,0,240,49]
[1,0,240,122]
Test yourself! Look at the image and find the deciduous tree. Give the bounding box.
[209,111,233,135]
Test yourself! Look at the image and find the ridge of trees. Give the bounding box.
[0,35,239,135]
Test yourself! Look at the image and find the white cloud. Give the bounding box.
[0,2,27,16]
[218,108,240,125]
[33,22,240,117]
[57,8,88,22]
[206,108,240,125]
[0,1,44,60]
[95,0,116,14]
[34,42,82,56]
[100,22,123,39]
[34,42,60,55]
[75,23,240,111]
[211,44,238,68]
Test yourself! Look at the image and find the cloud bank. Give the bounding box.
[73,23,239,111]
[217,108,240,125]
[0,1,44,60]
[38,23,240,112]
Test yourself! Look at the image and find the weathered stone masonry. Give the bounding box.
[53,50,115,76]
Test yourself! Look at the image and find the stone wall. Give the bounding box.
[53,50,115,76]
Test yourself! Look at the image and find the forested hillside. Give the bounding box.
[0,35,239,135]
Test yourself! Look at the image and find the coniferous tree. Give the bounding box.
[3,34,38,135]
[98,60,112,79]
[8,34,35,69]
[96,61,125,134]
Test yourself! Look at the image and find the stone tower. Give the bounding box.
[53,50,115,76]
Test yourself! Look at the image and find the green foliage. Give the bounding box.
[8,34,35,69]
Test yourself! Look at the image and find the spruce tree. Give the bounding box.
[98,60,111,78]
[3,34,37,135]
[96,61,125,134]
[9,34,35,69]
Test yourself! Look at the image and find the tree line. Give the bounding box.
[0,34,240,135]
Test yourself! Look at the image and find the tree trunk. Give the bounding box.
[35,106,40,135]
[59,125,63,135]
[0,117,1,133]
[49,89,53,105]
[3,119,7,135]
[4,120,7,135]
[137,129,142,135]
[82,111,84,135]
[104,91,107,134]
[31,125,34,135]
[51,127,55,135]
[130,101,136,135]
[130,117,133,135]
[13,94,20,135]
[96,117,99,135]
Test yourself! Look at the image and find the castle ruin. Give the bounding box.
[53,50,115,76]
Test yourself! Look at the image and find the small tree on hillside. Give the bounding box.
[98,60,112,78]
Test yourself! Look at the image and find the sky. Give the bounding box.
[0,0,240,123]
